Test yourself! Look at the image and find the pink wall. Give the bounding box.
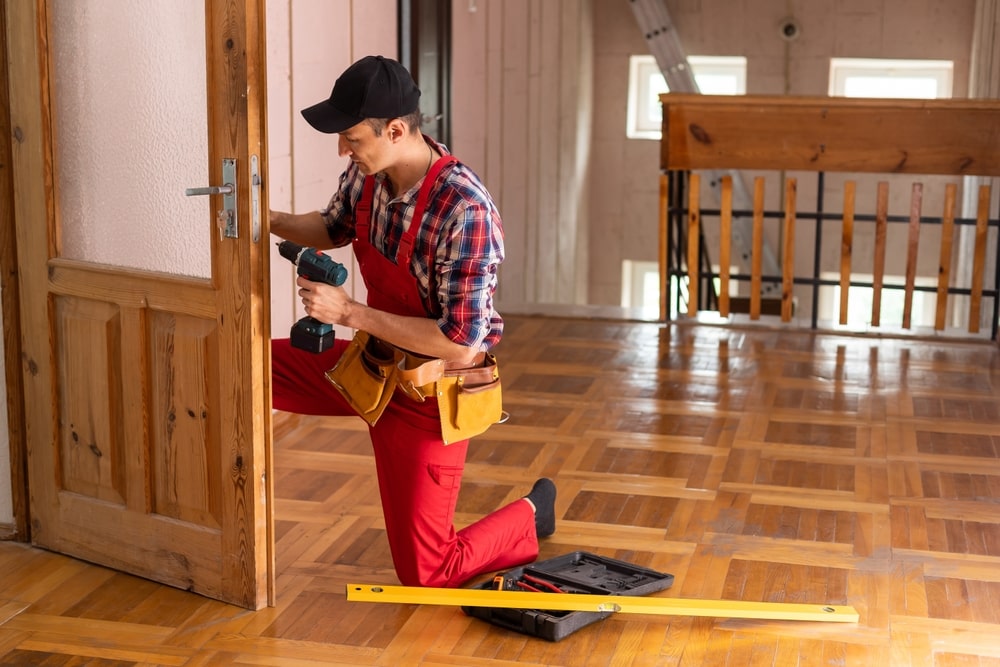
[266,0,397,340]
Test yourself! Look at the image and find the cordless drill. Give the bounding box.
[277,240,349,353]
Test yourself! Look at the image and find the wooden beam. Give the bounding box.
[661,94,1000,176]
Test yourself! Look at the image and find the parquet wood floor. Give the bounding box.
[2,316,1000,666]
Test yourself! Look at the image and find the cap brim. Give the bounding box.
[300,99,362,134]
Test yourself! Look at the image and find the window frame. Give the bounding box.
[828,58,953,99]
[626,55,746,140]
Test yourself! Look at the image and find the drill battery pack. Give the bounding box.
[462,551,674,642]
[290,317,335,354]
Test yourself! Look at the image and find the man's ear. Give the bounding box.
[387,118,408,142]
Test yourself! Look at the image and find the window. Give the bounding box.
[621,260,660,317]
[818,272,938,330]
[829,58,953,99]
[623,260,740,321]
[626,55,746,140]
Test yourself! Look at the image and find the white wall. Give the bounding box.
[452,0,594,309]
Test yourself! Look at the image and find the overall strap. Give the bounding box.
[396,156,458,266]
[355,174,377,239]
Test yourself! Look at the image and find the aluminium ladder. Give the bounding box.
[628,0,782,298]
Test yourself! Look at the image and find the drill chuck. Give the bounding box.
[277,240,301,263]
[278,240,348,286]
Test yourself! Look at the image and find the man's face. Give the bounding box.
[337,121,390,174]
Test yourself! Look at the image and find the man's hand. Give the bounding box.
[296,275,481,365]
[297,275,353,325]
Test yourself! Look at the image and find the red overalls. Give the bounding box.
[271,151,538,587]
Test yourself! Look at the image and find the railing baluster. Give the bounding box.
[719,176,733,318]
[659,172,669,321]
[751,177,765,320]
[687,173,701,316]
[903,183,924,330]
[782,178,797,322]
[872,182,889,327]
[839,182,856,326]
[969,184,991,333]
[934,183,957,331]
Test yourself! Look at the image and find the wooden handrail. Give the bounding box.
[659,94,999,336]
[660,94,1000,176]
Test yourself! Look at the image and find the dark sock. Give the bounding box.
[525,478,557,538]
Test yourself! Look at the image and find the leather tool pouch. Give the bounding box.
[325,331,396,426]
[437,353,503,445]
[395,350,444,403]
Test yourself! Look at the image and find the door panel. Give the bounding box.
[149,311,223,528]
[55,296,127,505]
[6,0,273,609]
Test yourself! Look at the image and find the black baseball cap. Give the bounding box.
[301,55,421,134]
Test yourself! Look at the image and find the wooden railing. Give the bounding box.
[658,94,1000,339]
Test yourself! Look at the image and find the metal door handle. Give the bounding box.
[185,158,238,239]
[185,185,233,196]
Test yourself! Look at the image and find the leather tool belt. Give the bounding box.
[325,331,503,444]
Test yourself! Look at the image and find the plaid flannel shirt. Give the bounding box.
[320,141,505,350]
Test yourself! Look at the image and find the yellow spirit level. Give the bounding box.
[346,584,859,623]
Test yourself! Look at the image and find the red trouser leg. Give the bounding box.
[271,337,539,587]
[370,398,538,587]
[271,337,354,416]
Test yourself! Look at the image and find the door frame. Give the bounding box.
[0,0,30,544]
[398,0,452,146]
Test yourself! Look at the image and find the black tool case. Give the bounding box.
[462,551,674,642]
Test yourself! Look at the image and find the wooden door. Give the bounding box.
[5,0,273,609]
